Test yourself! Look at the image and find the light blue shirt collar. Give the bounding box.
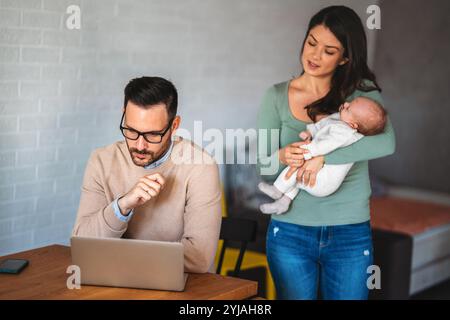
[144,140,174,170]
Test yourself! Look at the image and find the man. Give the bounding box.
[73,76,222,273]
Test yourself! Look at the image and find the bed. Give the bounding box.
[370,189,450,298]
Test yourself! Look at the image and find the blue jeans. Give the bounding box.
[266,219,374,300]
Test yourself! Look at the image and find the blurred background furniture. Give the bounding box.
[369,191,450,299]
[214,182,276,299]
[216,217,258,277]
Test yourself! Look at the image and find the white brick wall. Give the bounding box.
[0,0,379,255]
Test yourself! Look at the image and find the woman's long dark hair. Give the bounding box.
[301,6,381,121]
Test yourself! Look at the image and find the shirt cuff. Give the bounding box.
[300,145,314,160]
[112,198,134,223]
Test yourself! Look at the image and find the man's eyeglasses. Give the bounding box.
[119,112,174,144]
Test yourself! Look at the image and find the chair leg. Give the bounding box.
[233,242,247,277]
[216,240,228,274]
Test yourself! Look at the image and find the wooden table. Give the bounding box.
[0,245,258,300]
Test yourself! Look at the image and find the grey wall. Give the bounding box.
[0,0,379,255]
[371,0,450,194]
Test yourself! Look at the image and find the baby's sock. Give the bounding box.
[260,195,292,215]
[258,182,283,200]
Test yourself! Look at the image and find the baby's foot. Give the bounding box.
[260,195,291,215]
[258,182,283,200]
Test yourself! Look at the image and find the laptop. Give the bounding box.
[70,236,188,291]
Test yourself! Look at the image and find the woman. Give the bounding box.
[257,6,395,300]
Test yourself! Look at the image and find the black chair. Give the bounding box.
[216,217,258,277]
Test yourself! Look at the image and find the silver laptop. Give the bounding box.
[70,236,188,291]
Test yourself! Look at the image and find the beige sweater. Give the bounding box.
[72,136,222,273]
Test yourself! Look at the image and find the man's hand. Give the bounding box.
[117,173,165,216]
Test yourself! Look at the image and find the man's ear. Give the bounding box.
[339,57,349,66]
[121,107,126,124]
[171,116,181,132]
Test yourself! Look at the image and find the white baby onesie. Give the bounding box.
[274,112,364,199]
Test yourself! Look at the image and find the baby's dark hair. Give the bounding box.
[355,97,387,136]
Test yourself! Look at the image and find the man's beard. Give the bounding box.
[127,137,172,167]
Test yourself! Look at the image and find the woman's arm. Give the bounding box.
[324,88,396,165]
[256,86,284,181]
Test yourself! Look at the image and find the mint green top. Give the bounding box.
[257,80,396,226]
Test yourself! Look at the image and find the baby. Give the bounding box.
[258,96,387,215]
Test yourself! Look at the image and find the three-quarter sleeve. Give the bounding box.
[256,86,284,181]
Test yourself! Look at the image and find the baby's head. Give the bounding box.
[339,97,387,136]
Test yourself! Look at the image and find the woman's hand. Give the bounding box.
[278,141,308,167]
[296,155,325,187]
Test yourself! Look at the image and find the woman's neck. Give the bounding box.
[298,72,332,96]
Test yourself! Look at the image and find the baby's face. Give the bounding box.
[340,97,385,135]
[339,97,379,130]
[339,100,362,126]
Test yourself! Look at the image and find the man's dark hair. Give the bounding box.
[124,76,178,120]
